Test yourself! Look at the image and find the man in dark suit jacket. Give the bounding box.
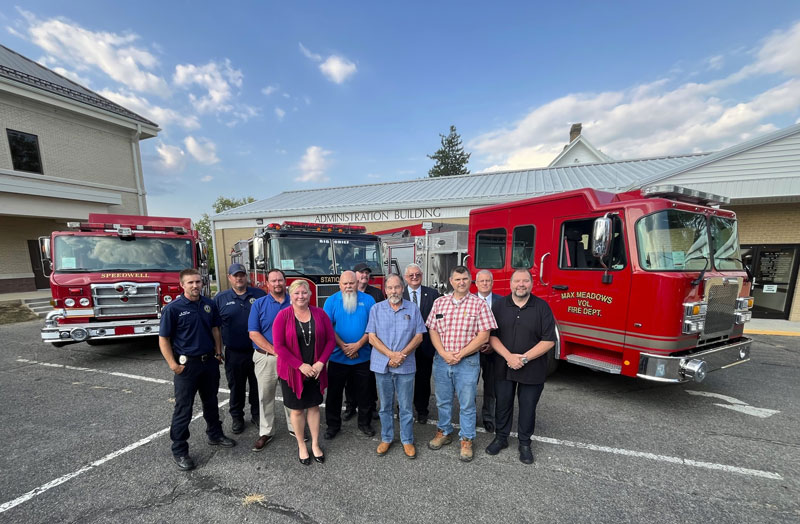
[402,263,440,424]
[475,269,502,433]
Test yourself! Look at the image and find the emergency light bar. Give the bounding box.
[266,221,367,234]
[642,185,730,206]
[66,222,189,234]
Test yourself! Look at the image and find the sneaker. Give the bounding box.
[376,441,392,456]
[459,439,474,462]
[403,443,417,459]
[427,430,453,450]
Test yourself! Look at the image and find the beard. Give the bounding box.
[342,290,358,313]
[513,288,530,298]
[387,293,402,305]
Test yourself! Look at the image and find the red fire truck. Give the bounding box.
[39,213,209,346]
[467,185,754,383]
[230,221,384,307]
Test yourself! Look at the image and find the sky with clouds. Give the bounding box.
[3,2,800,221]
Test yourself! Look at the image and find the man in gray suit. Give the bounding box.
[475,269,502,433]
[402,263,440,424]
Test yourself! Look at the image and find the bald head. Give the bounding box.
[339,271,357,294]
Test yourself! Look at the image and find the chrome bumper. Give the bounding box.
[637,337,752,383]
[41,309,160,344]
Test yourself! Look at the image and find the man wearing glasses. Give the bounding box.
[402,263,439,424]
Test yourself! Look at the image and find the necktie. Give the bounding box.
[412,290,418,307]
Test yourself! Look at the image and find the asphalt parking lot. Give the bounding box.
[1,319,798,523]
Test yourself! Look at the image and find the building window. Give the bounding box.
[7,129,43,174]
[475,228,506,269]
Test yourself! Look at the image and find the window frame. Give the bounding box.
[511,224,536,269]
[474,227,507,269]
[6,128,44,174]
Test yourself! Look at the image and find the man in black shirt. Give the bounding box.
[486,269,555,464]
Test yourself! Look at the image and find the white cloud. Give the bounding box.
[319,55,357,84]
[261,85,278,96]
[173,59,243,113]
[299,42,357,84]
[707,55,724,71]
[184,136,220,165]
[226,105,261,127]
[200,175,213,182]
[156,143,185,171]
[275,107,286,120]
[98,89,200,129]
[51,65,92,88]
[470,20,800,172]
[296,146,331,182]
[18,9,169,96]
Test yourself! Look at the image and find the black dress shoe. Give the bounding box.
[485,438,508,456]
[298,455,311,466]
[358,425,375,437]
[207,435,236,447]
[250,416,259,426]
[519,444,534,464]
[417,414,428,425]
[231,417,245,434]
[324,428,339,440]
[342,409,357,422]
[371,410,379,421]
[313,450,325,463]
[173,455,195,471]
[483,421,495,434]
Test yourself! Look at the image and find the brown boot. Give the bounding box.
[403,443,417,459]
[459,438,474,462]
[428,430,453,450]
[376,441,392,456]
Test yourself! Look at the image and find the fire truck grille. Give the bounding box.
[91,282,160,318]
[703,282,738,335]
[315,284,340,308]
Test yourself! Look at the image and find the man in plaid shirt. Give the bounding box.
[426,265,497,462]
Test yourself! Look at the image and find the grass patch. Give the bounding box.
[0,303,39,324]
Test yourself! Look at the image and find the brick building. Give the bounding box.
[0,45,159,292]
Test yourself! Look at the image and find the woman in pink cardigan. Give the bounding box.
[273,279,335,465]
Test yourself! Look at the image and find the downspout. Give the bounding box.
[131,124,145,214]
[210,216,221,289]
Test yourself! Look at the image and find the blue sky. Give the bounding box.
[3,2,800,222]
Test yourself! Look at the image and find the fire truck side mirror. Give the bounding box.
[39,236,52,276]
[255,258,266,270]
[591,217,612,259]
[198,241,208,262]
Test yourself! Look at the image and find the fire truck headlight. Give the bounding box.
[64,298,76,307]
[163,295,173,303]
[79,298,90,307]
[736,297,755,310]
[682,302,708,334]
[70,327,89,342]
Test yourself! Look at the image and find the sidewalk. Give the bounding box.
[0,290,50,305]
[744,318,800,337]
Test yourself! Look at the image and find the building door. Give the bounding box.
[27,239,50,289]
[741,244,800,319]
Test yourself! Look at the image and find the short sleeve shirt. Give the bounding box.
[248,293,291,347]
[366,299,427,374]
[426,293,497,353]
[491,294,556,385]
[323,290,375,365]
[214,286,266,350]
[159,294,220,356]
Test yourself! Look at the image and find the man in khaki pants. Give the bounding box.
[248,268,296,451]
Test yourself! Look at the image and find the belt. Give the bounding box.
[177,353,216,363]
[255,348,274,355]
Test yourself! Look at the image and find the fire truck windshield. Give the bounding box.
[636,210,710,271]
[710,216,744,270]
[53,235,194,272]
[270,237,383,275]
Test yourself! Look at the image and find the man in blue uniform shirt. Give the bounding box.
[159,268,236,471]
[214,263,266,434]
[323,271,376,439]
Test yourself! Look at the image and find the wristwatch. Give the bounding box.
[520,356,529,365]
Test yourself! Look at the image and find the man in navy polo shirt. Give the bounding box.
[323,271,376,439]
[248,268,294,452]
[214,263,266,435]
[159,268,236,471]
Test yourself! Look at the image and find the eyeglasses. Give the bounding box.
[406,273,422,278]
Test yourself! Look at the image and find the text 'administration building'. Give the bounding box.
[0,45,159,293]
[212,124,800,321]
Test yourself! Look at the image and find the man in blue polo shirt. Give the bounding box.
[366,274,426,459]
[159,268,235,471]
[322,270,376,439]
[214,263,266,435]
[248,268,294,452]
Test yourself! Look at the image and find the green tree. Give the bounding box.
[427,125,471,177]
[194,195,256,276]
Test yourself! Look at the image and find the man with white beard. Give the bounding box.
[322,271,376,439]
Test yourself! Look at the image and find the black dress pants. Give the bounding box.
[224,348,258,420]
[495,378,544,446]
[413,352,434,417]
[326,360,371,429]
[170,358,224,457]
[479,351,496,425]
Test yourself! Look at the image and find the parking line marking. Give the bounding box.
[0,399,230,515]
[13,359,784,484]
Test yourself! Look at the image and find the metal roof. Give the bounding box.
[0,44,158,127]
[215,153,710,220]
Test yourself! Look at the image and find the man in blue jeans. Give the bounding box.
[366,274,426,459]
[426,266,497,462]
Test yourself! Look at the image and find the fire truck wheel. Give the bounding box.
[51,342,67,348]
[546,347,559,376]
